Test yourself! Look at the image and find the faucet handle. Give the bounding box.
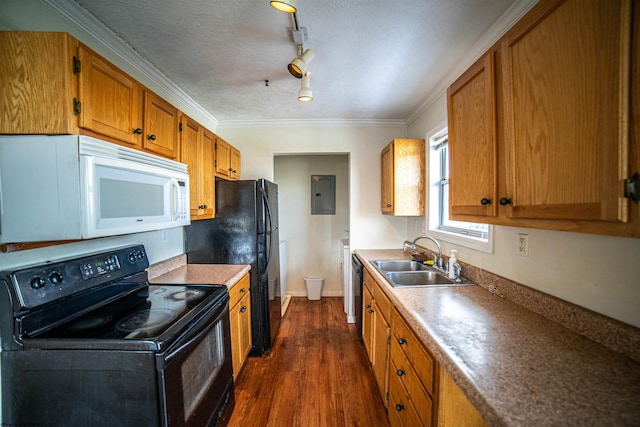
[452,263,462,281]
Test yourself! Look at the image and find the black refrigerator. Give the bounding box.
[184,179,281,356]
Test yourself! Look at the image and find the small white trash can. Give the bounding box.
[304,276,324,300]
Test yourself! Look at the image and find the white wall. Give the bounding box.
[407,93,640,329]
[274,155,349,297]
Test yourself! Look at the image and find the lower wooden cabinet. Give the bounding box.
[389,305,436,427]
[437,369,487,427]
[229,273,252,381]
[362,266,488,427]
[362,282,374,363]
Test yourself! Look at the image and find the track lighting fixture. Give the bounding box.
[288,48,314,79]
[269,0,297,13]
[297,72,313,102]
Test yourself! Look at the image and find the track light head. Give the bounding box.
[270,0,297,13]
[288,48,315,78]
[298,72,313,102]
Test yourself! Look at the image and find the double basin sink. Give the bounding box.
[371,260,474,288]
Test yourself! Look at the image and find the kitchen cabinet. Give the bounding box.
[215,137,241,180]
[229,273,252,380]
[447,0,640,237]
[437,369,487,427]
[381,138,425,216]
[362,269,392,408]
[1,31,180,159]
[362,270,375,363]
[389,305,437,427]
[141,90,180,159]
[77,44,142,147]
[1,32,79,135]
[372,281,391,408]
[180,114,215,219]
[447,53,497,218]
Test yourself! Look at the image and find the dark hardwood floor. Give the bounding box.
[228,297,390,427]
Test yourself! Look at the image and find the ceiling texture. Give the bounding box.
[62,0,522,125]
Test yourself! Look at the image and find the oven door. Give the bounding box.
[158,296,234,427]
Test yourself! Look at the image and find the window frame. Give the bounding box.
[425,122,494,253]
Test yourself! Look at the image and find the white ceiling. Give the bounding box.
[67,0,521,125]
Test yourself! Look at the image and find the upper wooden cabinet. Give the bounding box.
[215,137,241,180]
[77,44,142,146]
[1,31,180,160]
[447,0,640,237]
[142,90,180,159]
[381,138,425,216]
[0,32,79,134]
[448,53,498,219]
[180,114,215,220]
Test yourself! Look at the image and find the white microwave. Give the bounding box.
[0,135,190,244]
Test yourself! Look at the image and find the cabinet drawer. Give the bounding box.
[391,335,433,426]
[229,273,250,308]
[388,364,425,427]
[391,307,435,395]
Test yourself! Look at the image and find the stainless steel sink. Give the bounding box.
[371,260,429,272]
[371,259,474,288]
[385,271,454,287]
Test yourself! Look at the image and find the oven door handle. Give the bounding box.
[163,303,225,364]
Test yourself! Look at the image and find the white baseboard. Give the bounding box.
[286,291,344,298]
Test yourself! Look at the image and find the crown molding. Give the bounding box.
[216,118,407,129]
[42,0,219,131]
[405,0,538,127]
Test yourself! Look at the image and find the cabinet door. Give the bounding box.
[362,285,374,363]
[381,143,394,213]
[180,116,204,217]
[372,303,390,407]
[230,146,241,180]
[437,369,487,427]
[201,129,216,218]
[215,137,231,178]
[238,292,252,365]
[229,301,242,379]
[78,44,142,145]
[0,32,78,134]
[502,0,631,222]
[143,90,180,159]
[448,53,498,218]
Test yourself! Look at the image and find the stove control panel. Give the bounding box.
[4,245,150,310]
[80,254,121,280]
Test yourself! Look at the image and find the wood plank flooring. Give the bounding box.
[228,297,390,427]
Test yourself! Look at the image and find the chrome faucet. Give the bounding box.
[409,236,444,270]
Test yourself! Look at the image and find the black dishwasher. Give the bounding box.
[351,254,364,339]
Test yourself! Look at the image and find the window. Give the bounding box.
[426,124,494,253]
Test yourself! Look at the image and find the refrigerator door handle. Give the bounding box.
[260,186,274,271]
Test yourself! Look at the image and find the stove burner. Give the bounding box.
[116,309,177,334]
[164,289,206,302]
[68,315,113,331]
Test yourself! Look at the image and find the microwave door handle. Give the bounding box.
[171,179,180,221]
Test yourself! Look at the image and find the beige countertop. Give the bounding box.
[355,249,640,426]
[150,264,251,290]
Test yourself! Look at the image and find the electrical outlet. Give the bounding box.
[517,233,529,256]
[161,229,169,245]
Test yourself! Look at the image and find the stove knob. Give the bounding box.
[49,271,63,284]
[31,276,46,289]
[136,251,145,260]
[128,252,137,263]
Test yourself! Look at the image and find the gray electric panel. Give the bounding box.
[310,175,336,215]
